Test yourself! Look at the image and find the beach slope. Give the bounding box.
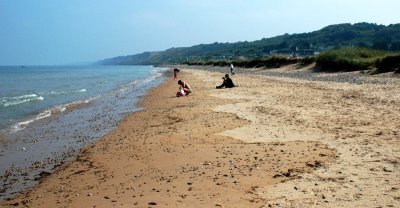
[2,69,399,207]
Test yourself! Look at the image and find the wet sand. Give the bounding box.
[0,73,164,202]
[1,67,399,207]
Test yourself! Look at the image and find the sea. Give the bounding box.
[0,65,167,201]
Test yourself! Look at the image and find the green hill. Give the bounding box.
[98,22,400,65]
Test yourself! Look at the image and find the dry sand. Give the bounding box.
[1,68,399,207]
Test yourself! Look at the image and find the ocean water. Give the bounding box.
[0,65,167,201]
[0,65,164,132]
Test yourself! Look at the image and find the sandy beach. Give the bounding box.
[1,67,399,207]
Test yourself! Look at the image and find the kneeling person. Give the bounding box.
[177,80,192,96]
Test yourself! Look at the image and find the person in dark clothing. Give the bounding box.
[173,68,180,79]
[216,74,235,89]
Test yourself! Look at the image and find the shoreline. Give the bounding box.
[0,68,167,202]
[2,67,399,207]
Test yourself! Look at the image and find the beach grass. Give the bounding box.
[188,47,400,74]
[316,48,400,73]
[188,55,300,69]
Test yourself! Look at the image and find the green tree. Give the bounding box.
[278,41,289,49]
[390,41,400,51]
[372,39,388,50]
[356,42,369,48]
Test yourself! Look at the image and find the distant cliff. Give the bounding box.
[98,22,400,65]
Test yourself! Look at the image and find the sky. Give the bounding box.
[0,0,399,65]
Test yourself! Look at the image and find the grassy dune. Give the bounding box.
[188,48,400,74]
[316,48,400,73]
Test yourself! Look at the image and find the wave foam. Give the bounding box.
[142,70,164,83]
[10,96,97,133]
[41,88,87,96]
[0,94,44,107]
[11,110,52,133]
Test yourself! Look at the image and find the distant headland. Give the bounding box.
[98,22,400,74]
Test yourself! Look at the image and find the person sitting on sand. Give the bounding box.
[216,74,235,89]
[177,80,192,96]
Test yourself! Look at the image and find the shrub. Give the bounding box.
[232,60,247,67]
[187,61,205,65]
[244,58,265,68]
[299,56,316,66]
[375,55,400,73]
[197,55,300,69]
[259,55,298,68]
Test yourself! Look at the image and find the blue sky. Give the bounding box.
[1,0,399,65]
